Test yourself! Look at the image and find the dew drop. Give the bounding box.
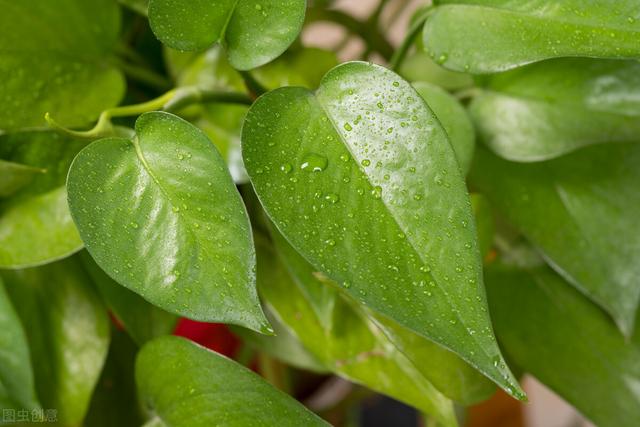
[300,153,328,172]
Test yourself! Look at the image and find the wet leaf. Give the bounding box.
[149,0,306,70]
[414,81,475,174]
[242,61,523,399]
[424,1,640,73]
[1,256,110,426]
[67,112,268,332]
[486,264,640,427]
[0,0,125,130]
[136,335,329,426]
[0,131,85,268]
[0,276,39,411]
[470,58,640,161]
[471,144,640,335]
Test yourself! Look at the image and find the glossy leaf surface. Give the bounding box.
[424,1,640,73]
[0,0,125,130]
[243,62,523,398]
[414,81,475,174]
[0,132,85,268]
[1,256,110,426]
[81,252,177,346]
[470,58,640,161]
[149,0,306,70]
[136,336,329,426]
[264,230,495,409]
[67,112,268,331]
[0,277,39,411]
[471,144,640,335]
[486,265,640,427]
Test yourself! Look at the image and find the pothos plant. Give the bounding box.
[0,0,639,426]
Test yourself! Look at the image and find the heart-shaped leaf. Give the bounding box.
[261,228,495,415]
[136,335,329,426]
[470,144,640,335]
[413,81,475,175]
[0,276,39,411]
[0,131,85,268]
[423,1,640,73]
[81,251,177,346]
[1,256,110,426]
[149,0,306,70]
[242,61,524,399]
[469,58,640,161]
[67,111,268,332]
[0,0,125,131]
[486,264,640,427]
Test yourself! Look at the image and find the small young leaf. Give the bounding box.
[471,144,640,335]
[486,265,640,427]
[0,132,85,268]
[149,0,306,70]
[1,256,110,426]
[81,251,178,346]
[67,112,268,332]
[0,276,39,411]
[0,0,125,131]
[242,62,524,399]
[413,81,475,175]
[136,335,329,426]
[424,1,640,73]
[470,58,640,161]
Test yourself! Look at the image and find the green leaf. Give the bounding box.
[263,229,495,412]
[413,81,475,175]
[423,1,640,73]
[0,131,85,268]
[85,330,145,427]
[67,111,268,332]
[470,144,640,335]
[243,61,523,399]
[81,251,177,346]
[471,194,495,259]
[136,335,329,426]
[398,51,473,91]
[0,276,39,411]
[149,0,306,70]
[486,264,640,427]
[470,58,640,161]
[0,0,125,131]
[1,256,110,426]
[0,159,44,198]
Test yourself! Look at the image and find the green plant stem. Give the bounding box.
[115,59,172,91]
[45,88,251,139]
[306,7,394,60]
[257,352,290,393]
[240,71,268,98]
[389,7,433,71]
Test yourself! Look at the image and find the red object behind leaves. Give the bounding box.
[173,319,240,357]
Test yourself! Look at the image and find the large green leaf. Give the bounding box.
[413,81,475,175]
[1,256,110,426]
[81,252,177,346]
[261,229,495,414]
[423,1,640,73]
[67,112,268,331]
[0,277,39,411]
[242,61,524,399]
[149,0,306,70]
[470,58,640,161]
[0,132,85,268]
[0,0,125,131]
[486,264,640,427]
[470,144,640,335]
[0,160,43,198]
[136,336,329,426]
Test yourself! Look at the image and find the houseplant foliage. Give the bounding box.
[0,0,638,425]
